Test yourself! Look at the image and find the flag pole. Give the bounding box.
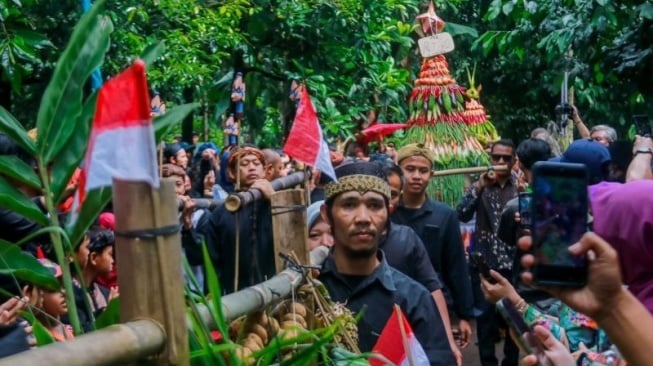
[395,304,415,366]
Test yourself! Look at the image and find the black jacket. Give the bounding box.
[319,251,454,366]
[392,199,474,319]
[380,222,443,292]
[197,199,275,294]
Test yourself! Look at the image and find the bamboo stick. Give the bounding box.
[431,165,508,177]
[0,320,165,366]
[225,171,306,212]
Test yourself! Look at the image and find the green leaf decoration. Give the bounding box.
[0,156,41,191]
[0,239,59,291]
[20,312,56,346]
[51,92,97,205]
[0,105,37,155]
[0,175,48,226]
[443,22,479,38]
[66,186,112,248]
[94,298,120,329]
[36,0,113,164]
[140,41,166,67]
[153,103,199,142]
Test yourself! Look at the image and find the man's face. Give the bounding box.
[323,191,387,258]
[490,144,515,178]
[281,156,291,176]
[308,217,334,250]
[387,173,402,213]
[173,175,185,196]
[266,159,284,181]
[173,150,188,169]
[234,153,265,187]
[399,156,432,195]
[591,131,611,147]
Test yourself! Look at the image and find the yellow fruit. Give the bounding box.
[250,323,269,345]
[282,313,307,329]
[243,333,264,351]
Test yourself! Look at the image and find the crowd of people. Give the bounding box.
[2,103,653,366]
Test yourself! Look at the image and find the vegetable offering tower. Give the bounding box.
[403,2,488,206]
[463,66,500,148]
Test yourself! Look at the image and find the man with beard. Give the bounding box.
[318,161,454,365]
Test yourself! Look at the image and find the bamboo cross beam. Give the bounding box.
[431,165,508,178]
[225,171,306,212]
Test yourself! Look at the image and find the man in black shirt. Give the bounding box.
[318,162,454,365]
[198,146,275,294]
[392,144,474,347]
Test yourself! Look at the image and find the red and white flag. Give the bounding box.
[370,305,430,366]
[70,60,159,222]
[282,86,337,181]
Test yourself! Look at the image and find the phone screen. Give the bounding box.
[518,192,532,228]
[633,115,652,137]
[531,162,589,287]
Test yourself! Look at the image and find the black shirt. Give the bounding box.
[392,198,474,319]
[380,222,443,292]
[319,251,455,366]
[198,199,275,294]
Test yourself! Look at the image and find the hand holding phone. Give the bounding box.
[496,298,543,355]
[531,162,589,287]
[633,115,652,138]
[470,252,497,284]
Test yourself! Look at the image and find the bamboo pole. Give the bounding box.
[271,188,309,272]
[225,171,306,212]
[431,165,508,177]
[190,248,328,329]
[113,178,189,366]
[0,320,165,366]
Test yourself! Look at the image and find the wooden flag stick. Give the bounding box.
[395,304,415,366]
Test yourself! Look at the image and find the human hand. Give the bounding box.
[204,170,216,190]
[251,179,274,200]
[480,270,520,304]
[108,286,120,301]
[451,343,462,366]
[633,135,653,153]
[0,297,27,326]
[457,319,472,349]
[475,172,495,193]
[179,196,197,229]
[518,232,623,322]
[520,325,575,366]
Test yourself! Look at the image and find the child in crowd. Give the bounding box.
[68,228,118,332]
[34,258,74,342]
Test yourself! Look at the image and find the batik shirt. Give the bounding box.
[457,177,518,270]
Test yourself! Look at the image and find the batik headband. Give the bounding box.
[324,174,391,201]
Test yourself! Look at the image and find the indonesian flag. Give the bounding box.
[283,86,337,182]
[70,60,159,222]
[370,305,430,366]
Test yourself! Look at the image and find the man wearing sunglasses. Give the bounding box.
[456,139,519,366]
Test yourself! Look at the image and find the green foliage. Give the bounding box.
[0,239,58,290]
[469,0,653,140]
[20,311,56,346]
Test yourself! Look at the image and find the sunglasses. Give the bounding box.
[490,154,513,163]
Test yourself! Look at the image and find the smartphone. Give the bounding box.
[518,192,532,229]
[470,252,496,284]
[531,162,589,287]
[633,114,652,137]
[496,298,542,355]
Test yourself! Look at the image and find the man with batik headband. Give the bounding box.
[318,161,454,365]
[198,146,276,294]
[392,143,475,348]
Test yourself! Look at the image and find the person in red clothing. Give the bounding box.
[95,212,118,288]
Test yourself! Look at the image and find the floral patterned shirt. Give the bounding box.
[457,177,518,270]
